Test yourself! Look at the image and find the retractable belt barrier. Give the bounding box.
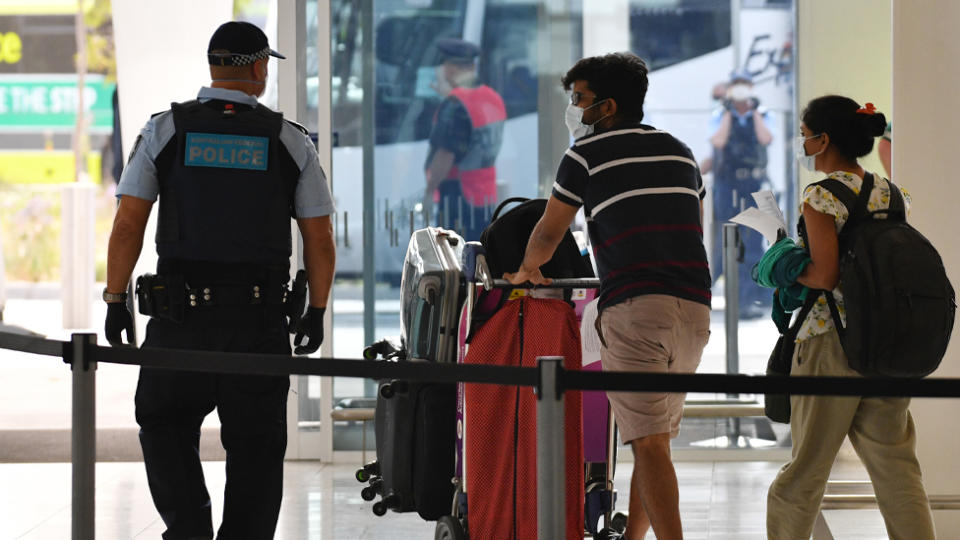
[4,327,960,540]
[4,330,960,398]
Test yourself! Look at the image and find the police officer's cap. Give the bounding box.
[729,70,754,85]
[208,21,285,67]
[436,38,480,64]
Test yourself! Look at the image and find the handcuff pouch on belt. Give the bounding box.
[136,273,186,323]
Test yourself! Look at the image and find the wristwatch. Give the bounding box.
[102,288,128,303]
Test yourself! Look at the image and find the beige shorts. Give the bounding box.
[597,294,711,443]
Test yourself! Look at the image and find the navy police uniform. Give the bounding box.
[116,86,333,539]
[709,93,773,316]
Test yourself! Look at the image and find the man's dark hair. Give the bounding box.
[561,52,649,122]
[802,95,887,160]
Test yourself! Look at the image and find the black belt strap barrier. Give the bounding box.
[4,330,959,399]
[0,331,66,357]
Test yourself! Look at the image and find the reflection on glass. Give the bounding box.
[630,0,795,451]
[308,0,797,452]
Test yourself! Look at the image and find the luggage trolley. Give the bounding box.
[356,229,625,539]
[434,242,626,540]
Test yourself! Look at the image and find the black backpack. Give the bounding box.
[810,173,955,377]
[479,197,594,279]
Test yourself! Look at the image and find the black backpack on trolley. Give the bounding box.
[812,173,955,377]
[479,197,594,279]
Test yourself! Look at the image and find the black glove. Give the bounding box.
[105,302,134,346]
[294,306,325,355]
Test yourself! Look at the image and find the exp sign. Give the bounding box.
[184,133,269,171]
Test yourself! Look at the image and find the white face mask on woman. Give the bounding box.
[794,134,825,172]
[564,99,609,139]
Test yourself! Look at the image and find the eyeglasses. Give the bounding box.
[569,91,598,106]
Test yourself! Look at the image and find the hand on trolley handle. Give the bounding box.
[502,265,553,287]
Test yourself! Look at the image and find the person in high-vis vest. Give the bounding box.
[424,38,506,241]
[103,22,335,540]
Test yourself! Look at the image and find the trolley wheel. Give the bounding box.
[372,500,388,516]
[363,460,381,477]
[361,485,377,501]
[434,515,467,540]
[610,512,628,533]
[356,468,370,483]
[380,384,395,399]
[594,528,624,540]
[391,380,409,394]
[363,345,378,360]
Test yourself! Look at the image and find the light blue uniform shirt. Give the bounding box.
[116,87,335,218]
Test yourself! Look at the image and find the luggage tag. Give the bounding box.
[508,288,527,300]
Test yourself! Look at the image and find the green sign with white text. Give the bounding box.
[0,74,115,131]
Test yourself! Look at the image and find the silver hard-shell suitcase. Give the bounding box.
[400,227,465,363]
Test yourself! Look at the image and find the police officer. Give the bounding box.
[424,37,506,241]
[707,70,774,319]
[103,21,335,540]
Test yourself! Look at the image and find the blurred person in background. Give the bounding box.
[423,37,506,241]
[707,71,774,319]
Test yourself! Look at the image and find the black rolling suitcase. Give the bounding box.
[358,228,464,520]
[369,378,456,519]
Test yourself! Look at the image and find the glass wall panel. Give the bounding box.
[629,0,796,451]
[306,0,583,451]
[306,0,798,455]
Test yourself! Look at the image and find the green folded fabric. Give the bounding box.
[752,237,812,289]
[770,284,810,333]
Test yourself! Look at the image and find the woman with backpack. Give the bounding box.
[760,95,936,539]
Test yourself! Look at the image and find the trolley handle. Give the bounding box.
[462,241,600,290]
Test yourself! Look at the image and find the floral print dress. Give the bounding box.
[795,170,911,342]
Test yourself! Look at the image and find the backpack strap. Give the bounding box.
[823,290,846,337]
[783,289,818,340]
[815,173,874,228]
[876,177,907,222]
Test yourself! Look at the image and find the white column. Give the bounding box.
[796,0,891,188]
[112,0,232,343]
[61,183,96,329]
[582,0,629,57]
[276,0,334,462]
[893,0,960,533]
[314,0,335,465]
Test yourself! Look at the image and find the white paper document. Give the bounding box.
[729,190,787,243]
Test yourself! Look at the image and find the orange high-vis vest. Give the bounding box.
[445,85,506,206]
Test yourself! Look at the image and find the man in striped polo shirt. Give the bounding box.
[505,52,711,540]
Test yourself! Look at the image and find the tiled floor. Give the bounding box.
[0,458,888,539]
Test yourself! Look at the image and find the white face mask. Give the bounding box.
[728,83,752,102]
[794,134,824,172]
[565,99,608,139]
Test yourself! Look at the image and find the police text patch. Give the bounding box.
[184,132,269,171]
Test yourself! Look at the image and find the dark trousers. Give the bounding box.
[711,177,771,312]
[436,180,494,242]
[136,306,291,540]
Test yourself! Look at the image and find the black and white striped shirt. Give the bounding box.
[552,122,711,310]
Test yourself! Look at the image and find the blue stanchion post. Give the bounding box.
[71,333,96,540]
[536,356,565,540]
